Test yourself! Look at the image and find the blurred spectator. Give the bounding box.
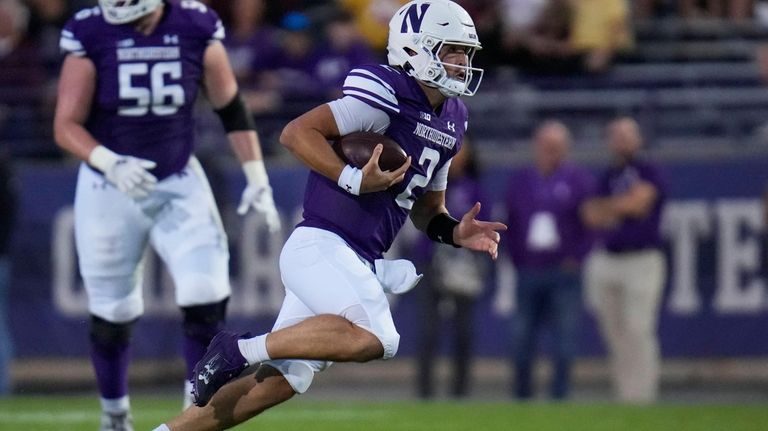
[633,0,677,19]
[415,139,488,399]
[582,117,667,404]
[502,121,595,400]
[500,0,577,75]
[0,0,49,158]
[219,0,276,83]
[0,0,37,78]
[244,11,322,113]
[764,182,768,227]
[568,0,634,73]
[500,0,556,54]
[456,0,505,71]
[755,43,768,84]
[679,0,754,21]
[243,9,376,114]
[23,0,70,74]
[0,0,28,59]
[339,0,407,51]
[313,9,376,99]
[501,0,551,38]
[0,147,17,396]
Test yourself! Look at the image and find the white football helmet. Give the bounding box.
[387,0,483,97]
[99,0,162,25]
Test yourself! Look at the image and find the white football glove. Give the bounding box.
[89,145,157,199]
[238,160,281,232]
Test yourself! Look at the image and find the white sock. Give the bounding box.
[238,334,270,365]
[152,425,171,431]
[182,380,193,410]
[100,395,130,413]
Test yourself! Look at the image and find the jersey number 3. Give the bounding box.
[118,61,184,116]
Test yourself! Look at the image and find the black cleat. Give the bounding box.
[192,330,251,407]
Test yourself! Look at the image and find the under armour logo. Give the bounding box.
[197,357,220,385]
[346,184,352,192]
[164,34,179,45]
[446,121,456,132]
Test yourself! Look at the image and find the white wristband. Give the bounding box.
[337,164,362,195]
[242,159,269,186]
[88,145,120,173]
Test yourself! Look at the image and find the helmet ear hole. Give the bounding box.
[404,47,417,57]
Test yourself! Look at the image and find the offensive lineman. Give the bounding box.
[53,1,280,430]
[152,1,506,430]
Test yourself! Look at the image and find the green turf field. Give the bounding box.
[1,396,766,431]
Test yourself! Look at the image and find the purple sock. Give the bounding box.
[182,334,208,381]
[180,300,228,381]
[90,338,131,399]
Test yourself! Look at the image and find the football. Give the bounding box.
[332,132,408,171]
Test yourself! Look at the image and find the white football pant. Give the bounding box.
[264,226,400,393]
[74,157,230,322]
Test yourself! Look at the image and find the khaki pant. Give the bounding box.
[585,248,666,403]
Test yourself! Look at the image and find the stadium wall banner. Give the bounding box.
[8,156,768,359]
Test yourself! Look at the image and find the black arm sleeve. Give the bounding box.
[214,93,256,133]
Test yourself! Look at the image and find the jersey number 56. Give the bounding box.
[118,61,184,116]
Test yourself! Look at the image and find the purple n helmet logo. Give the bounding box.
[400,3,431,33]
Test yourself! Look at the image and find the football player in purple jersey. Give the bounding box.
[53,1,280,429]
[152,1,506,430]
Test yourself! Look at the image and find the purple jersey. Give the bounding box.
[505,163,596,268]
[299,64,468,262]
[60,0,224,179]
[598,158,666,252]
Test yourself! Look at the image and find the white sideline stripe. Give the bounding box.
[0,411,93,423]
[0,409,168,423]
[0,408,390,423]
[266,409,390,420]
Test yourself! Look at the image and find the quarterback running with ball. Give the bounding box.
[153,1,506,430]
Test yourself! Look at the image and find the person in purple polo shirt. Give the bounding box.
[53,1,280,429]
[151,1,506,430]
[503,120,596,400]
[582,117,667,403]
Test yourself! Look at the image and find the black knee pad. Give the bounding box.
[90,315,134,347]
[181,298,228,342]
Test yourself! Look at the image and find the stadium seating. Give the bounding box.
[463,18,768,161]
[3,18,768,163]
